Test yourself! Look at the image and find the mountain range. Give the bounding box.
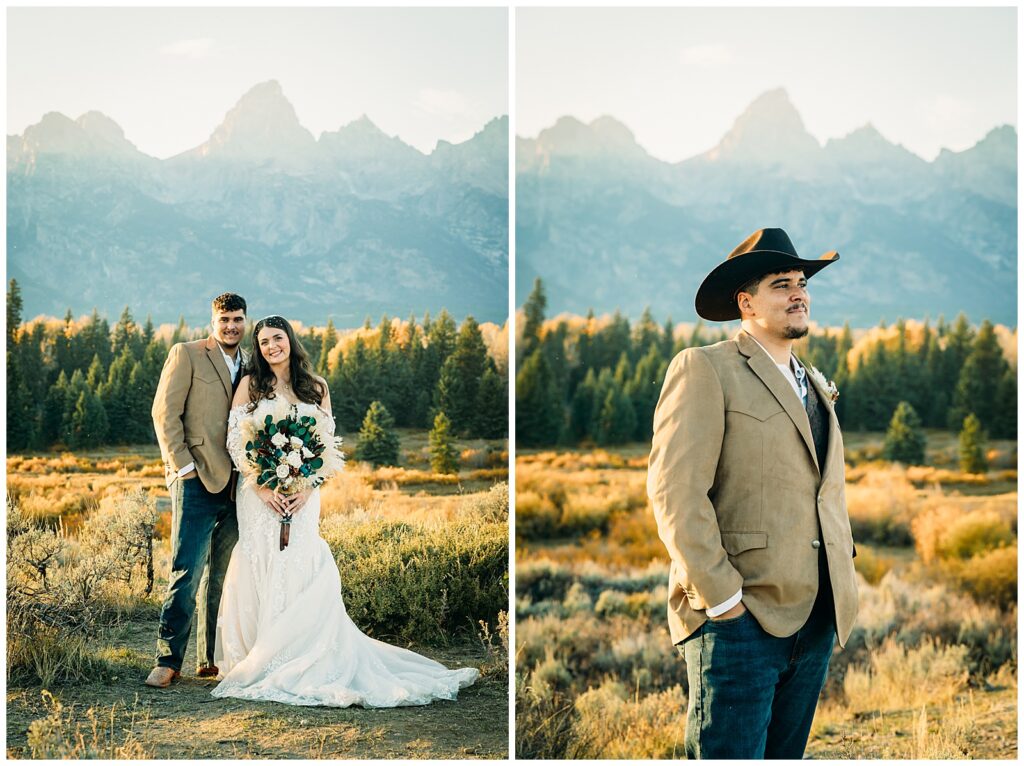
[516,88,1017,326]
[8,80,508,325]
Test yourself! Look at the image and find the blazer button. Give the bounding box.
[811,540,821,548]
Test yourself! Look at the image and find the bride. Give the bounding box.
[213,314,478,707]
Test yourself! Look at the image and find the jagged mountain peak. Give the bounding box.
[15,110,144,161]
[824,122,926,167]
[186,79,315,161]
[705,87,821,165]
[533,114,645,159]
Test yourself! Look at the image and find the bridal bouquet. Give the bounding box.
[237,404,345,549]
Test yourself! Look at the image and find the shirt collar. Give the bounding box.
[745,332,799,372]
[217,342,240,369]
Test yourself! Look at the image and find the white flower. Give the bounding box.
[271,432,288,448]
[285,451,303,469]
[809,365,840,404]
[290,436,304,448]
[275,464,290,479]
[302,447,314,459]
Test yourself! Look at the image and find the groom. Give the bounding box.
[146,292,248,688]
[647,229,858,758]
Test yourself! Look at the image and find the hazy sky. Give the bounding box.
[518,7,1016,162]
[8,7,508,159]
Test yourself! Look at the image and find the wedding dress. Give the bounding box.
[212,398,479,707]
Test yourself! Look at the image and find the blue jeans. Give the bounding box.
[680,595,836,759]
[155,476,238,671]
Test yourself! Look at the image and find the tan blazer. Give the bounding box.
[152,336,240,493]
[647,330,858,648]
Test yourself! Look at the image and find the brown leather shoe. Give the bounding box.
[144,666,180,688]
[196,665,219,678]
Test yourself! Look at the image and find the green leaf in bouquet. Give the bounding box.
[268,424,277,436]
[265,415,273,425]
[310,457,324,469]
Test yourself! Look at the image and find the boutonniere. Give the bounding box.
[809,366,839,404]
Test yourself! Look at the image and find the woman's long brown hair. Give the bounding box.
[246,315,325,411]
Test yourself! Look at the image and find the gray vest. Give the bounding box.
[803,369,835,625]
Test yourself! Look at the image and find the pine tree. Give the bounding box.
[628,344,668,441]
[595,380,637,446]
[170,316,188,345]
[516,348,562,447]
[86,354,107,390]
[436,316,488,435]
[661,317,675,361]
[520,278,547,361]
[61,370,89,446]
[950,320,1008,432]
[474,365,508,439]
[570,368,598,441]
[127,362,154,443]
[7,278,23,352]
[958,413,988,474]
[633,306,660,360]
[317,319,338,375]
[354,401,401,467]
[832,322,854,425]
[882,401,926,465]
[42,371,69,446]
[101,347,135,443]
[141,315,155,347]
[111,306,140,359]
[428,412,459,474]
[338,338,377,431]
[941,313,974,425]
[6,351,36,450]
[68,388,109,449]
[992,367,1017,440]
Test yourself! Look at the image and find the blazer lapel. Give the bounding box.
[204,336,233,398]
[800,358,841,484]
[737,332,819,476]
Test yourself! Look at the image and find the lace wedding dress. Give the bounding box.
[212,398,479,707]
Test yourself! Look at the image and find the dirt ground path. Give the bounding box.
[7,620,508,759]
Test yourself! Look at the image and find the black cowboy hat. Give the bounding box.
[694,228,839,321]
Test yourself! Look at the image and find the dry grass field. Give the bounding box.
[6,430,509,760]
[515,431,1017,759]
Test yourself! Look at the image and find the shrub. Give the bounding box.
[950,544,1017,609]
[936,511,1014,561]
[845,467,916,546]
[80,489,159,596]
[842,636,970,713]
[7,492,159,686]
[515,491,561,540]
[571,681,688,759]
[457,482,509,524]
[476,610,509,682]
[853,546,893,585]
[321,512,507,644]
